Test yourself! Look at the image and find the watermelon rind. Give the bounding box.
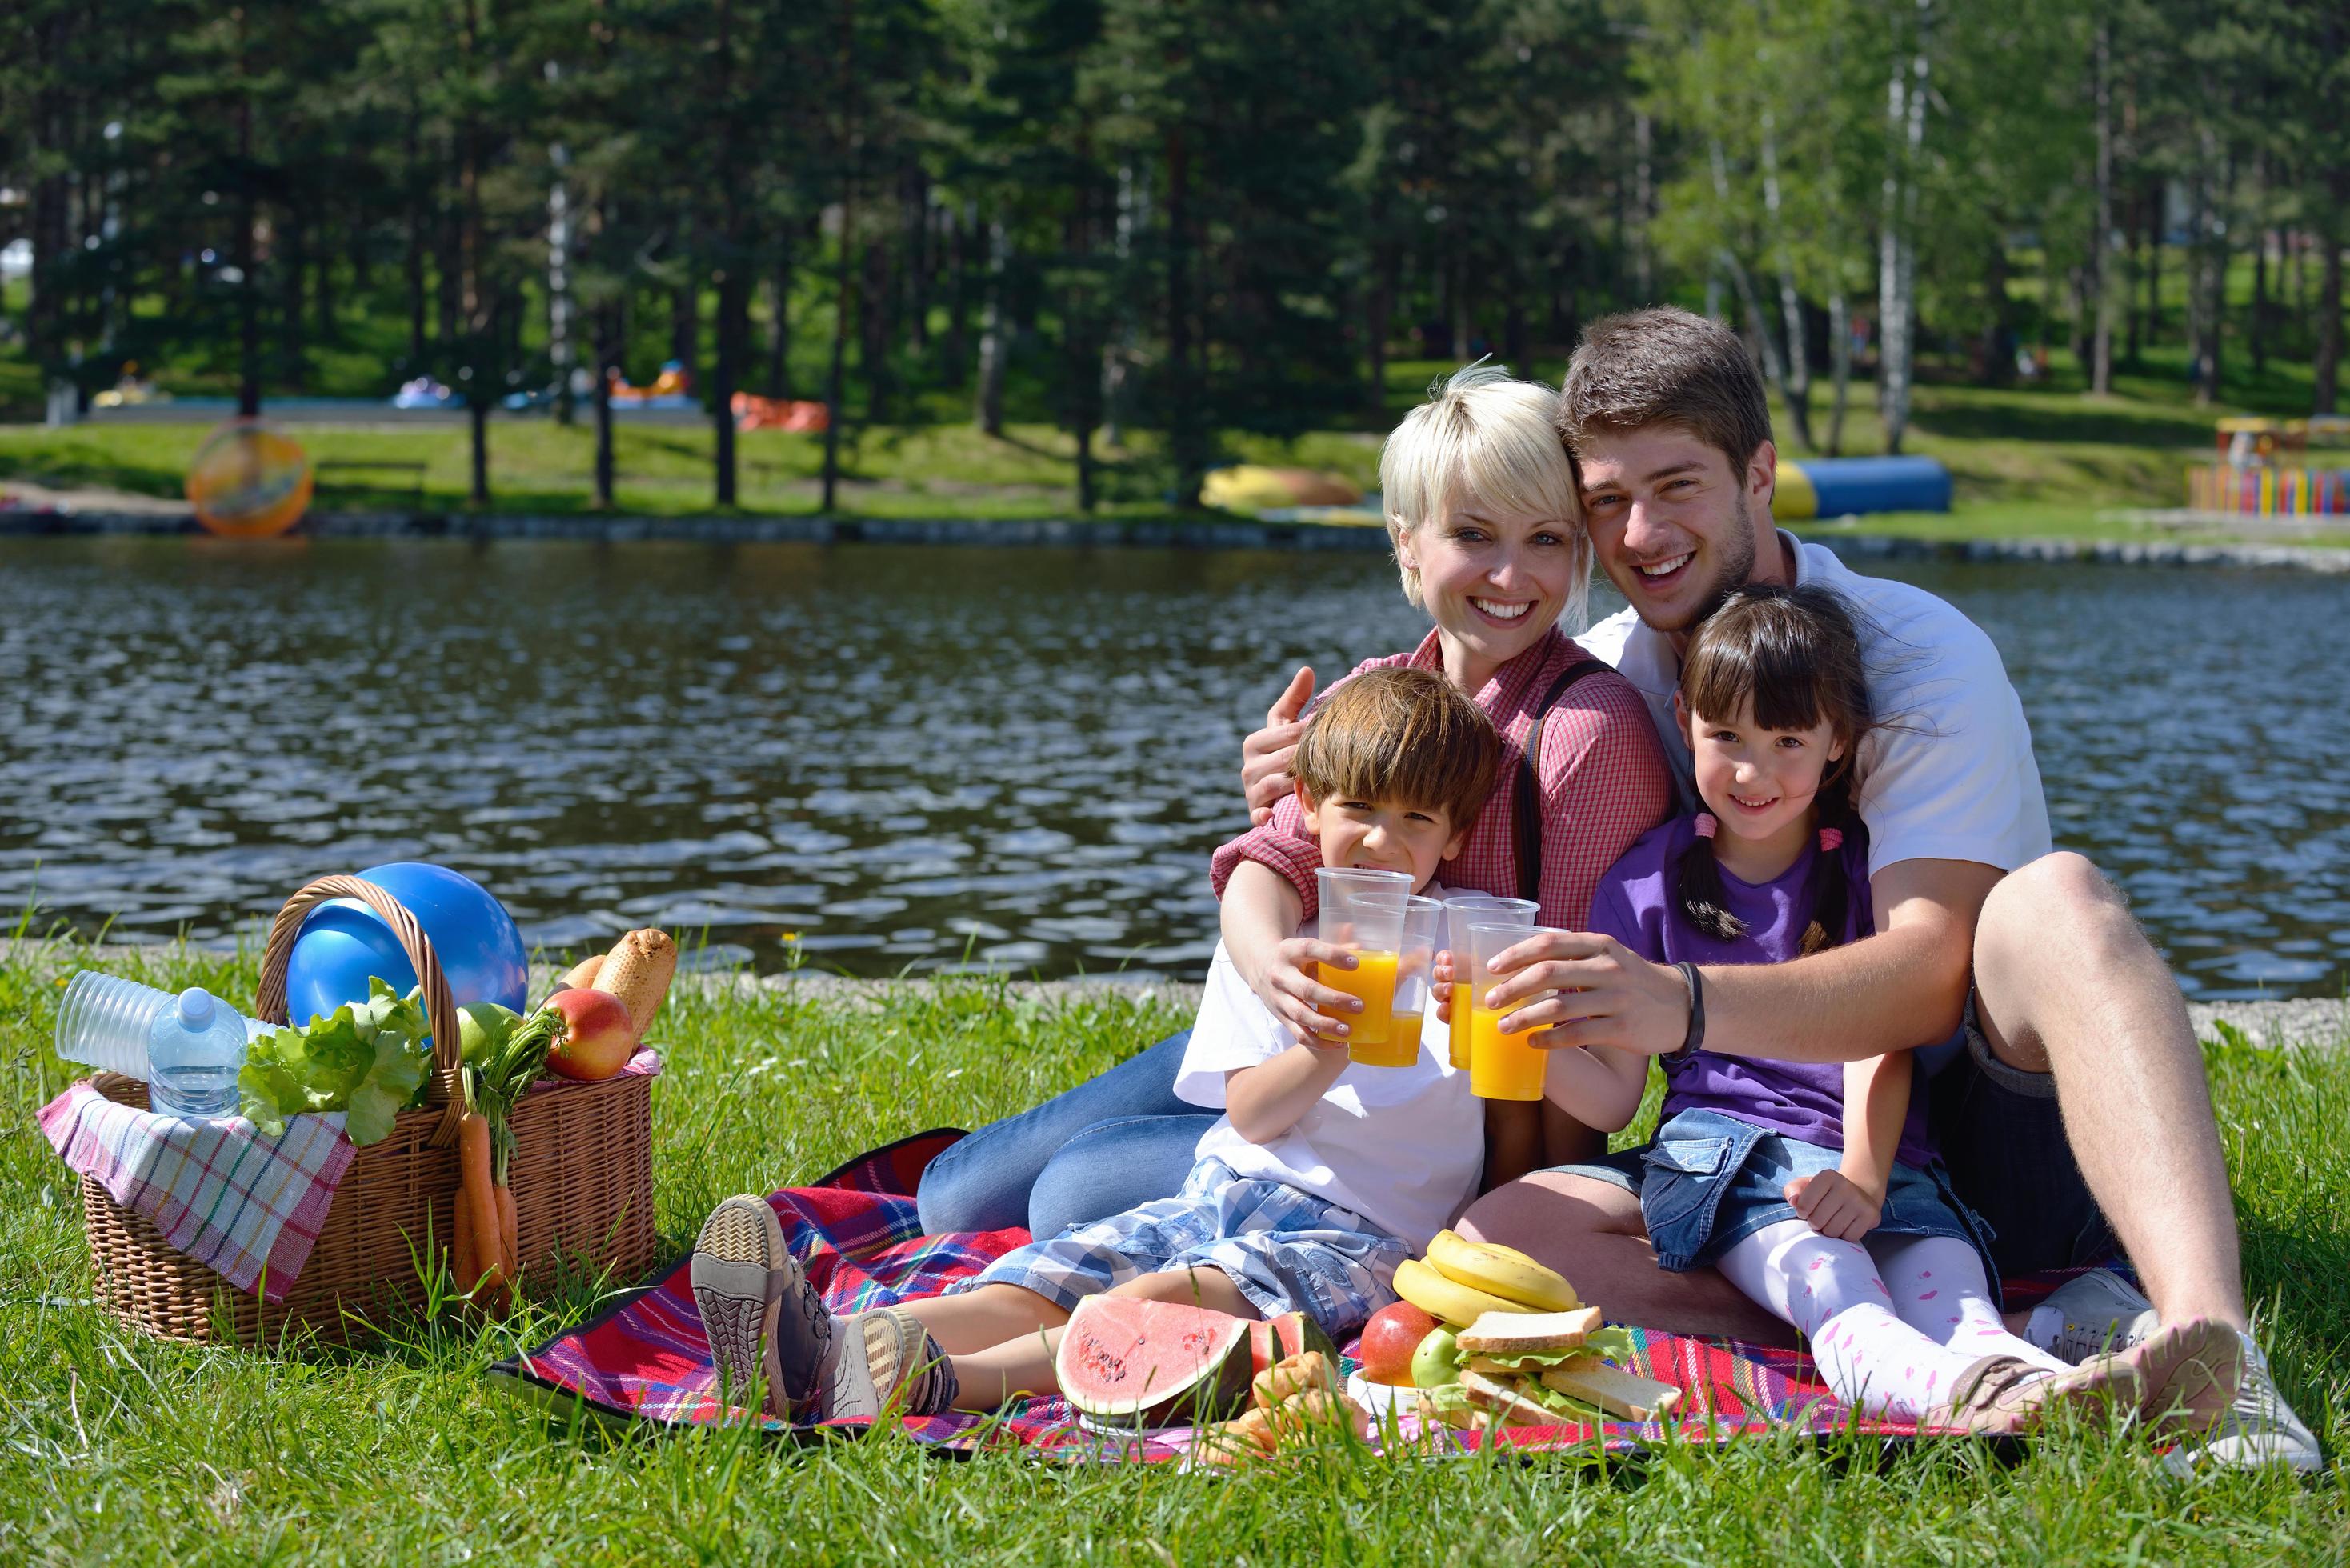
[1057,1297,1257,1428]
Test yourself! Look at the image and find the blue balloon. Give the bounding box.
[285,862,530,1027]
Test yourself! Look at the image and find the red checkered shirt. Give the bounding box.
[1210,626,1673,928]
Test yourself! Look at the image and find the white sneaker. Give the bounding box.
[2158,1334,2325,1477]
[2025,1268,2160,1362]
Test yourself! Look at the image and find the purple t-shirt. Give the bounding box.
[1588,815,1935,1169]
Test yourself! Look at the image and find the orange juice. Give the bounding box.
[1319,950,1398,1049]
[1354,1009,1422,1069]
[1468,1005,1546,1100]
[1447,982,1474,1069]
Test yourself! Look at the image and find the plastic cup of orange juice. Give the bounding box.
[1464,921,1562,1100]
[1443,896,1538,1070]
[1352,895,1444,1068]
[1315,869,1412,1050]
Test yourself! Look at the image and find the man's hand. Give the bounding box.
[1242,666,1315,826]
[1784,1168,1884,1243]
[1475,930,1691,1056]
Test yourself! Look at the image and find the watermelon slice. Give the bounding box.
[1247,1311,1338,1377]
[1056,1297,1255,1427]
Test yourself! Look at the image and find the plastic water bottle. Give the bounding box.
[54,970,267,1089]
[146,989,250,1119]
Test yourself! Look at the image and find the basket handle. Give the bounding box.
[255,875,467,1146]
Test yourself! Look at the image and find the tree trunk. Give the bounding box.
[2144,178,2162,346]
[1166,123,1204,508]
[2124,184,2144,367]
[767,231,793,396]
[945,201,971,385]
[1877,2,1928,456]
[1367,240,1393,419]
[1980,240,2015,388]
[236,7,261,417]
[459,0,489,503]
[821,0,857,513]
[711,0,740,506]
[595,303,617,507]
[1826,287,1852,457]
[1634,110,1655,302]
[2089,20,2114,396]
[1756,110,1814,451]
[973,218,1006,435]
[670,283,698,381]
[2250,158,2269,379]
[281,207,306,390]
[861,240,892,422]
[2316,170,2346,415]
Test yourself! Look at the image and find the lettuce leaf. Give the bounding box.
[238,978,432,1146]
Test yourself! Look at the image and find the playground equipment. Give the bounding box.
[2188,417,2350,518]
[731,392,829,432]
[1770,456,1952,521]
[1203,466,1364,511]
[607,361,696,409]
[185,419,314,537]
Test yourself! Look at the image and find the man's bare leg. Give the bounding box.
[1972,852,2245,1330]
[1458,1172,1795,1346]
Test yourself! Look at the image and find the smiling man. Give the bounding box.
[1455,305,2316,1471]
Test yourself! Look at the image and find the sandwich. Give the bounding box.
[1450,1309,1682,1425]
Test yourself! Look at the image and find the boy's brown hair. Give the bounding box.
[1292,666,1500,830]
[1556,306,1774,477]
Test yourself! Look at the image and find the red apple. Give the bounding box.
[544,986,636,1082]
[1357,1300,1439,1386]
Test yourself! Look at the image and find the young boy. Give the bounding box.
[690,666,1503,1422]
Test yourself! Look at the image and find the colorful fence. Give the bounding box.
[2186,465,2350,517]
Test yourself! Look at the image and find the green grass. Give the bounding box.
[1,938,2342,1562]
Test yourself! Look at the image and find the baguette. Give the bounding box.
[599,928,678,1041]
[1251,1350,1335,1412]
[561,954,605,992]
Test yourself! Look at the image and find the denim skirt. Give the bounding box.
[1551,1106,2004,1302]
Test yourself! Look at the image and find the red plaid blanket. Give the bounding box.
[494,1130,2085,1459]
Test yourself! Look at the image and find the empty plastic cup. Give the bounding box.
[1464,922,1563,1100]
[1314,868,1412,1046]
[1443,897,1538,1069]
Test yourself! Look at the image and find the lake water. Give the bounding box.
[2,536,2344,1000]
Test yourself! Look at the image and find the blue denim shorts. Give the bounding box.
[1549,1106,2004,1300]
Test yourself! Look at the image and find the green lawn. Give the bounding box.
[1,938,2341,1562]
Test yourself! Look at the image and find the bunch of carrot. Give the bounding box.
[454,1006,562,1304]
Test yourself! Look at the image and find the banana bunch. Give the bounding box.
[1394,1230,1579,1326]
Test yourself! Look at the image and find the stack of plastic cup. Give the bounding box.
[1463,922,1567,1100]
[54,970,266,1082]
[1313,868,1413,1052]
[1355,895,1446,1069]
[1443,896,1538,1069]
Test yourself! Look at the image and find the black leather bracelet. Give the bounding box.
[1667,961,1705,1063]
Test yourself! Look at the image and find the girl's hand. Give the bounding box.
[1258,935,1363,1046]
[1241,666,1315,826]
[1475,930,1691,1054]
[1784,1169,1883,1242]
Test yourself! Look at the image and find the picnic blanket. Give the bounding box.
[494,1129,2088,1459]
[39,1081,355,1302]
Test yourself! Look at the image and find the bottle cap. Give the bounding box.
[176,987,216,1027]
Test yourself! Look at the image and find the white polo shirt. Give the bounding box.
[1576,530,2053,879]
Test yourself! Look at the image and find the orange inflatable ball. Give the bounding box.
[186,419,314,537]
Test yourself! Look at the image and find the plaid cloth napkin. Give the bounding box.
[38,1083,354,1302]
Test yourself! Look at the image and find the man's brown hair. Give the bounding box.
[1556,306,1774,475]
[1292,666,1500,830]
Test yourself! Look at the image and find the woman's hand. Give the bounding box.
[1475,930,1692,1054]
[1241,666,1315,826]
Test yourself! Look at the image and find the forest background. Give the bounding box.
[2,0,2344,520]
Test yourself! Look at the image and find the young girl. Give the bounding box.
[1543,582,2232,1434]
[691,667,1501,1423]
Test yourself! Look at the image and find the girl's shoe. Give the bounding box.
[772,1301,960,1426]
[2119,1317,2240,1433]
[1936,1351,2141,1437]
[691,1194,824,1421]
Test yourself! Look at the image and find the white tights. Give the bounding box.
[1715,1220,2071,1420]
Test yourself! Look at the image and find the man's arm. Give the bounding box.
[1477,857,2006,1062]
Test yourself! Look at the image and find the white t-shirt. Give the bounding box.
[1577,531,2053,879]
[1172,935,1483,1253]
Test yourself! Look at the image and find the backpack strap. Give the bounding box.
[1514,658,1611,907]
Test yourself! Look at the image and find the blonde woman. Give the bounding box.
[913,364,1671,1236]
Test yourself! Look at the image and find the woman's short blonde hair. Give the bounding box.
[1379,361,1590,630]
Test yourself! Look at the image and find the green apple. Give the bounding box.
[1411,1324,1462,1390]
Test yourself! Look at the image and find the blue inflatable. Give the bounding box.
[285,862,530,1026]
[1772,455,1952,520]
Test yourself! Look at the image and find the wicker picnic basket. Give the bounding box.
[79,874,659,1346]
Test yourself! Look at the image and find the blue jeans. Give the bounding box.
[915,1030,1215,1238]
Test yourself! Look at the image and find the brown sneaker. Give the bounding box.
[2121,1317,2241,1434]
[1936,1352,2142,1437]
[818,1306,954,1425]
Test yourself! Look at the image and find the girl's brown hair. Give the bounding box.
[1292,666,1501,830]
[1676,582,1872,953]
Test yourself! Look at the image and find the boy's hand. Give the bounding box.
[1432,948,1456,1023]
[1242,666,1315,826]
[1784,1169,1883,1242]
[1261,934,1363,1046]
